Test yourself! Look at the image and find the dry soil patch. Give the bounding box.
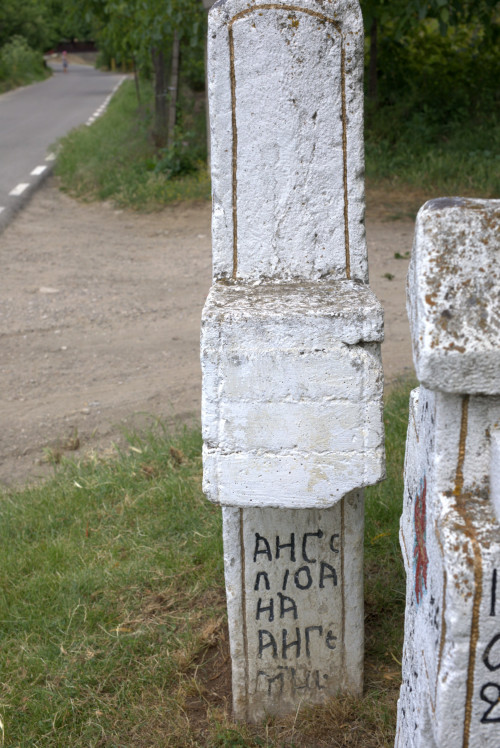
[0,179,416,487]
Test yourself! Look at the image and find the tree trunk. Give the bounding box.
[167,32,180,147]
[152,47,168,147]
[132,57,142,110]
[368,16,378,102]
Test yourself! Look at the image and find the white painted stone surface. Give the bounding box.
[208,0,367,282]
[490,431,500,524]
[202,0,384,511]
[223,492,364,722]
[202,281,384,508]
[397,197,500,747]
[396,387,500,748]
[202,0,384,721]
[407,197,500,394]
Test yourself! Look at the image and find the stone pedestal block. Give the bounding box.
[223,492,364,722]
[202,281,384,509]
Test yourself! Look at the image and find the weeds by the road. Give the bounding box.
[55,79,210,210]
[0,381,413,746]
[54,65,498,213]
[0,36,50,93]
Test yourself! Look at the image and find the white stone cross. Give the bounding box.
[396,198,500,748]
[201,0,385,721]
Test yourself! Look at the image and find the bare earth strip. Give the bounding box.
[0,179,414,487]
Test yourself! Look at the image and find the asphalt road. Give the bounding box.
[0,60,125,232]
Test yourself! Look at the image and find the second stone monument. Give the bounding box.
[201,0,385,721]
[396,198,500,748]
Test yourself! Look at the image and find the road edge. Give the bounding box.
[0,162,55,236]
[0,74,127,237]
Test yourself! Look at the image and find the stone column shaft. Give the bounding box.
[201,0,385,721]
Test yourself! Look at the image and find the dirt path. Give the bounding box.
[0,179,415,487]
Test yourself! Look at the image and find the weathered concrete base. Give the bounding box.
[202,281,384,509]
[396,387,500,748]
[223,492,364,722]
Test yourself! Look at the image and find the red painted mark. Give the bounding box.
[414,476,428,604]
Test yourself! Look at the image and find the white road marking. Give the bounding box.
[9,183,29,196]
[31,166,47,176]
[86,76,127,127]
[0,207,5,214]
[45,153,56,161]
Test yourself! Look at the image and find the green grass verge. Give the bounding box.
[55,79,210,210]
[55,73,498,214]
[0,381,413,746]
[365,114,500,197]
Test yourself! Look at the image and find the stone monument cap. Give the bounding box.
[202,280,383,348]
[407,197,500,394]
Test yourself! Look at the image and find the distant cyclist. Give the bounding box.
[62,51,68,73]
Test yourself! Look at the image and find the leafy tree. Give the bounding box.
[361,0,500,100]
[0,0,93,51]
[45,0,94,45]
[0,0,51,49]
[72,0,205,146]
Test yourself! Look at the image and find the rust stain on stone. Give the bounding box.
[228,22,239,279]
[452,396,483,748]
[341,495,346,675]
[425,293,437,307]
[340,43,350,279]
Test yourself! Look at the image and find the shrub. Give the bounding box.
[0,35,48,91]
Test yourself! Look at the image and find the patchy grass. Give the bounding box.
[364,381,414,686]
[365,118,500,200]
[55,79,210,211]
[55,74,498,219]
[54,75,498,217]
[0,381,414,746]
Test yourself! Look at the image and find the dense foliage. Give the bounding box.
[79,0,498,191]
[0,0,91,52]
[0,0,92,90]
[364,1,499,195]
[365,0,499,117]
[0,36,48,91]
